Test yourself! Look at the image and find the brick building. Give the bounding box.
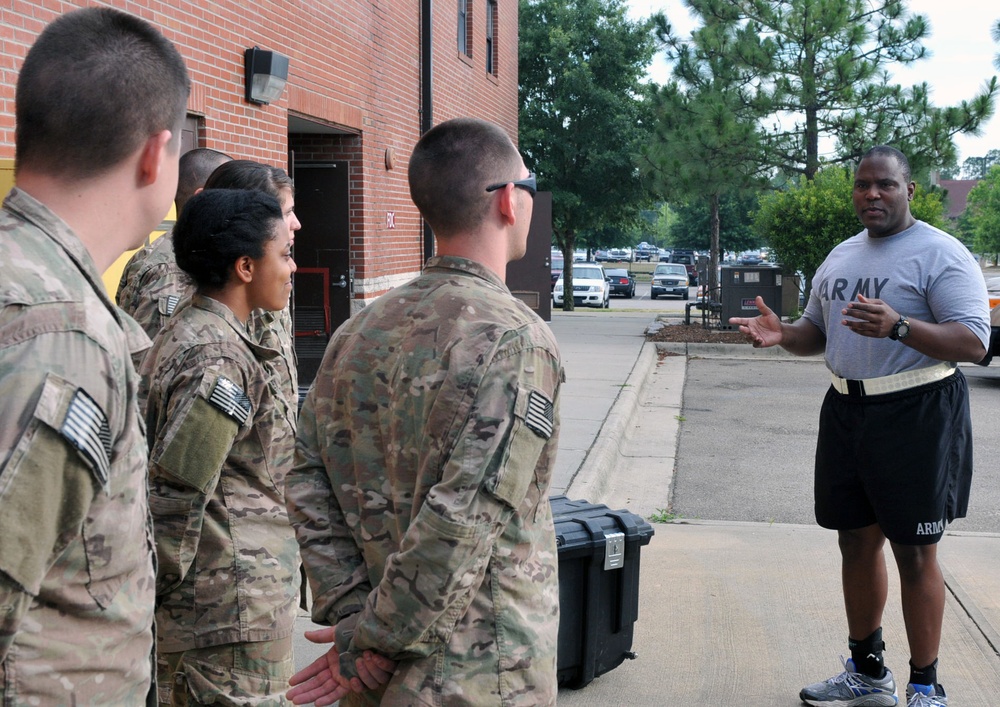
[1,0,520,383]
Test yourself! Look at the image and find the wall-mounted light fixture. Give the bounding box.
[244,47,289,105]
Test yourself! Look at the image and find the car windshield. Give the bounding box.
[655,265,686,276]
[574,266,604,280]
[605,269,628,277]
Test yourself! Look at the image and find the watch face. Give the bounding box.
[894,319,910,340]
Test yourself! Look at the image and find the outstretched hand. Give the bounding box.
[729,296,783,348]
[286,626,397,706]
[286,627,350,706]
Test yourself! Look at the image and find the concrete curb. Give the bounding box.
[565,341,657,505]
[658,341,824,360]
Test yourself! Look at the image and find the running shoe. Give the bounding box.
[906,683,947,706]
[800,657,898,706]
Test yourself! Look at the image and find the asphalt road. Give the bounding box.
[673,356,1000,533]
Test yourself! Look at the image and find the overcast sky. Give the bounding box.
[625,0,1000,164]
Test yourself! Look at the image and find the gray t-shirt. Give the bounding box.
[803,220,990,379]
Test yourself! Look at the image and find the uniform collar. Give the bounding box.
[186,293,279,360]
[425,255,509,292]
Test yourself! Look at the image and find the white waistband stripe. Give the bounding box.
[830,362,956,397]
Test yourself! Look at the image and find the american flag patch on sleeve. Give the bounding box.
[163,294,180,317]
[525,390,554,439]
[208,376,251,425]
[60,389,112,489]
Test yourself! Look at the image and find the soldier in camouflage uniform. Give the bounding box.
[117,155,300,416]
[0,8,189,704]
[286,117,563,706]
[141,189,301,706]
[201,160,303,425]
[117,148,233,342]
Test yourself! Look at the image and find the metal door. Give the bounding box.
[290,162,351,388]
[506,191,553,321]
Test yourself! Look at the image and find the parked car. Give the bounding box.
[658,248,671,262]
[608,247,630,261]
[634,242,658,262]
[553,262,610,308]
[593,249,610,262]
[738,251,764,266]
[984,276,1000,365]
[650,263,689,300]
[551,254,564,292]
[605,268,636,299]
[668,250,699,286]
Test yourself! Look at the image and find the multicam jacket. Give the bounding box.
[118,231,298,416]
[287,255,564,706]
[141,294,299,653]
[117,228,189,342]
[0,188,156,704]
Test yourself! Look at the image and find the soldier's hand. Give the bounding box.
[730,296,783,348]
[842,294,899,339]
[351,650,396,691]
[286,627,352,706]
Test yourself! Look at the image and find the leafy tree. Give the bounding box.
[653,202,679,246]
[519,0,657,309]
[669,192,759,254]
[966,164,1000,260]
[668,0,997,181]
[644,11,770,295]
[956,149,1000,179]
[754,166,946,294]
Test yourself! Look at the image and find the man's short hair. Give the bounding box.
[176,149,232,212]
[15,7,190,180]
[408,118,523,237]
[861,145,912,183]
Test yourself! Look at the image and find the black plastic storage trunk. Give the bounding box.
[551,495,655,689]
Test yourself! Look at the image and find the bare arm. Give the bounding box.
[729,296,826,356]
[842,295,986,363]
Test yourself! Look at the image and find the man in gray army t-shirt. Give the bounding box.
[732,146,990,707]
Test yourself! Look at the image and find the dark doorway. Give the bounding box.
[290,162,351,389]
[180,116,198,156]
[506,191,553,321]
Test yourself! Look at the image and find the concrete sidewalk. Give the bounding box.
[557,320,1000,705]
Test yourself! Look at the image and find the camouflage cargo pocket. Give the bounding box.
[177,658,290,706]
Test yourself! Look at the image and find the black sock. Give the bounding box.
[849,627,886,678]
[909,659,938,688]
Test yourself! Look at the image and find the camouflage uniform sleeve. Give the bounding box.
[147,359,249,596]
[285,394,372,626]
[118,262,183,341]
[0,348,115,660]
[115,249,140,307]
[344,338,561,665]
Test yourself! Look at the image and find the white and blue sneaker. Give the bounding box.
[800,657,898,706]
[906,683,947,706]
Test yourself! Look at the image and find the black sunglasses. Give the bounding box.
[485,172,537,197]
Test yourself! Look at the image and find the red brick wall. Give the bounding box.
[0,0,519,298]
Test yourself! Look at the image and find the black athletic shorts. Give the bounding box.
[814,369,973,545]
